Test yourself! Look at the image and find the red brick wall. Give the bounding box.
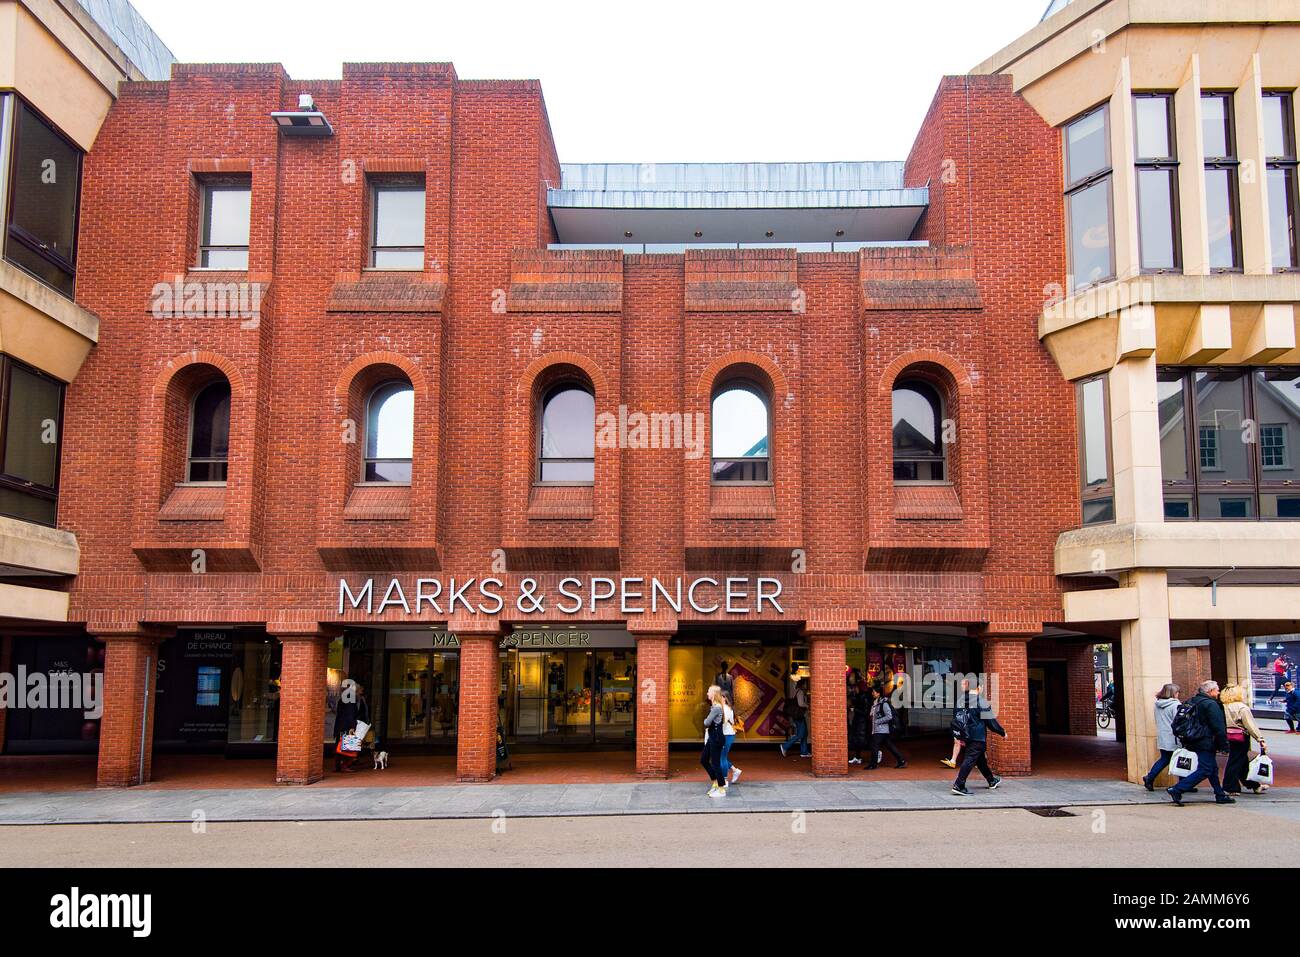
[983,636,1032,776]
[455,633,500,782]
[95,634,160,786]
[633,633,670,777]
[63,65,1070,780]
[1172,644,1210,699]
[808,632,850,777]
[274,634,329,784]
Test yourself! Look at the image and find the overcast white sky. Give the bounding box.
[129,0,1049,163]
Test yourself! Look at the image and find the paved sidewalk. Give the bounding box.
[0,778,1294,825]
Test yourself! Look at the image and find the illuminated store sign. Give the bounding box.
[338,576,785,616]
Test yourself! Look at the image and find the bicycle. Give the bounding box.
[1096,700,1115,729]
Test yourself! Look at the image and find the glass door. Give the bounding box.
[384,651,458,748]
[593,649,636,742]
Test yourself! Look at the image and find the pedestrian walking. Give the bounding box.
[1268,655,1289,702]
[1221,684,1267,795]
[866,683,907,769]
[1166,680,1234,806]
[720,688,743,787]
[779,677,811,758]
[1141,683,1182,791]
[700,684,728,797]
[848,682,870,765]
[1283,681,1300,733]
[950,683,1005,795]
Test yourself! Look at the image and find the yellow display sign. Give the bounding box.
[668,645,794,742]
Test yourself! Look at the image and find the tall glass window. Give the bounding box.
[1263,91,1298,271]
[1158,367,1192,519]
[4,99,82,297]
[1077,374,1114,525]
[538,384,595,483]
[1202,92,1241,271]
[0,357,63,525]
[1254,369,1300,518]
[188,380,231,483]
[364,381,414,483]
[1133,93,1180,271]
[198,180,251,269]
[711,382,770,483]
[892,379,946,482]
[370,180,425,269]
[1064,104,1115,291]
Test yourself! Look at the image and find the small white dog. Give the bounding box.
[373,746,388,770]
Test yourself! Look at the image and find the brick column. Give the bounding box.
[272,624,336,785]
[0,634,11,753]
[1067,643,1098,736]
[805,622,854,779]
[629,618,675,779]
[93,626,169,788]
[980,634,1033,777]
[454,618,502,783]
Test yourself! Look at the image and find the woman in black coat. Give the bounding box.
[848,687,870,765]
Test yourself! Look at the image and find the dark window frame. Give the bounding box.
[196,177,252,270]
[710,378,772,486]
[1132,91,1182,273]
[1076,372,1115,526]
[535,380,596,486]
[1062,102,1116,292]
[1157,365,1300,521]
[185,379,231,484]
[362,379,415,485]
[891,377,949,485]
[1263,90,1299,271]
[1201,90,1243,272]
[2,95,83,298]
[368,177,426,270]
[0,354,65,526]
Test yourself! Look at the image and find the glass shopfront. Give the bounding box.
[501,629,637,748]
[384,649,459,748]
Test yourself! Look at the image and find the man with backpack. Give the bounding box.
[950,681,1006,795]
[1167,680,1234,806]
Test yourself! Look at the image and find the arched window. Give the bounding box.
[712,381,770,483]
[364,381,414,482]
[188,380,231,482]
[538,383,595,482]
[892,379,946,482]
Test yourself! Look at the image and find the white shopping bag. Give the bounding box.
[353,720,371,742]
[1170,748,1198,778]
[1247,754,1274,786]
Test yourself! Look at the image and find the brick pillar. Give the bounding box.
[94,627,167,788]
[629,619,675,779]
[981,634,1032,777]
[272,626,335,785]
[0,634,11,754]
[1067,643,1097,735]
[455,620,502,783]
[805,623,853,779]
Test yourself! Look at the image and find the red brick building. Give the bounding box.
[14,60,1108,787]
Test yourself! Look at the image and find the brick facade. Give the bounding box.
[57,65,1079,784]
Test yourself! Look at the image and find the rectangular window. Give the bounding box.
[3,98,82,298]
[198,179,251,269]
[1263,91,1298,270]
[1261,424,1287,469]
[369,179,425,269]
[0,356,63,526]
[1133,93,1180,271]
[1077,374,1114,525]
[1063,104,1115,291]
[1201,92,1241,271]
[1156,367,1300,521]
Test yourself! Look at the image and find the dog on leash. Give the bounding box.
[372,745,388,771]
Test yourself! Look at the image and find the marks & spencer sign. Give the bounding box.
[338,576,785,617]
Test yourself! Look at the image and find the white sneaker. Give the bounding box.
[849,757,862,765]
[730,767,743,783]
[709,786,726,798]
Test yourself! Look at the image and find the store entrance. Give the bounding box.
[508,648,636,747]
[383,650,459,750]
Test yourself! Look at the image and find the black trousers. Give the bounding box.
[866,733,904,768]
[1223,738,1259,793]
[700,730,726,787]
[953,739,996,788]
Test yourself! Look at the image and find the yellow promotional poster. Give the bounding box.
[668,645,794,742]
